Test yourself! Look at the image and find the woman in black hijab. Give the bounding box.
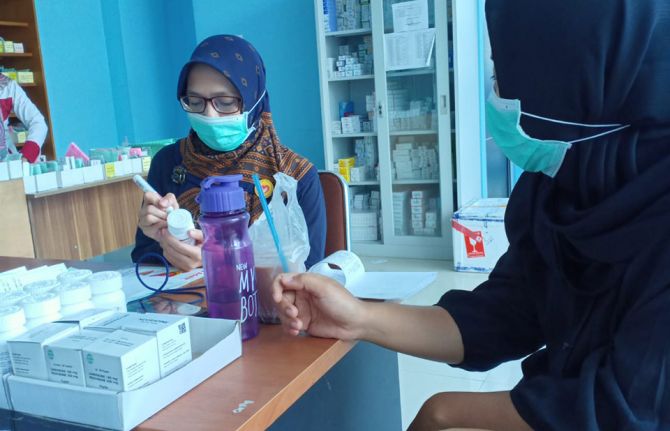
[272,1,670,429]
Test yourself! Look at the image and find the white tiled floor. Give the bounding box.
[360,257,523,430]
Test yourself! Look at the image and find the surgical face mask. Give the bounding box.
[486,92,630,177]
[187,90,266,152]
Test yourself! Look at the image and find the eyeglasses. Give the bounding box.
[179,95,242,114]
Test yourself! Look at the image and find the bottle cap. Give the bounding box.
[0,291,30,306]
[23,279,60,296]
[57,269,93,285]
[0,306,26,332]
[167,208,196,240]
[22,292,61,318]
[196,175,245,213]
[87,271,123,295]
[56,282,92,306]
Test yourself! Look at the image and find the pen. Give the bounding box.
[133,174,173,214]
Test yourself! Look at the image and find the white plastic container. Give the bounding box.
[0,291,30,306]
[57,269,93,286]
[87,271,127,312]
[0,306,27,374]
[21,292,62,329]
[167,208,196,246]
[55,282,95,317]
[23,279,60,296]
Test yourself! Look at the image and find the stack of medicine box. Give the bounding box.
[7,311,192,393]
[341,115,362,134]
[410,190,439,236]
[338,157,355,182]
[351,137,377,182]
[393,191,410,235]
[392,141,439,180]
[365,92,376,132]
[334,39,372,78]
[336,0,361,31]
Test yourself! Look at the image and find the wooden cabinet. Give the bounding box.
[0,0,55,159]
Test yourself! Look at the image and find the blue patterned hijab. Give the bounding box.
[177,34,270,128]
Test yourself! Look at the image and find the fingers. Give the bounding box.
[160,232,202,271]
[188,229,204,243]
[160,193,179,211]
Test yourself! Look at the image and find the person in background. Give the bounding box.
[132,35,326,272]
[271,0,670,429]
[0,74,47,163]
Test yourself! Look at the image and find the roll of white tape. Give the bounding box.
[57,269,93,286]
[0,306,26,332]
[87,271,123,295]
[23,279,60,296]
[21,292,61,318]
[56,282,92,306]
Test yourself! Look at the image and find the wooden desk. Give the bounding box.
[0,257,402,431]
[25,175,143,260]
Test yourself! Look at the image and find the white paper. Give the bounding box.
[392,0,429,32]
[120,267,205,302]
[384,28,436,71]
[309,250,436,301]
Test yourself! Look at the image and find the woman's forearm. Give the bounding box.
[360,302,464,364]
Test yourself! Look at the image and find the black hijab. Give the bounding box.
[487,0,670,290]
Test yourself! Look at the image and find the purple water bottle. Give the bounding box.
[197,175,259,340]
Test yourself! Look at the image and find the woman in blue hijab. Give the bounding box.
[132,35,326,272]
[271,1,670,429]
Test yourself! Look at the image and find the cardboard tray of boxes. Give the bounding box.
[2,312,241,431]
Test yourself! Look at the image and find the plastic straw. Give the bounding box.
[252,174,289,273]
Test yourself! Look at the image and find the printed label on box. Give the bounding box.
[451,220,485,258]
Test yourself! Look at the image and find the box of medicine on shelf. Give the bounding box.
[17,70,34,85]
[2,41,14,53]
[34,171,58,192]
[82,163,104,183]
[451,198,509,273]
[7,316,241,431]
[13,43,24,54]
[57,166,85,188]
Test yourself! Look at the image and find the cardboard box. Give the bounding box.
[82,165,104,183]
[8,317,241,431]
[0,374,10,410]
[8,323,79,380]
[8,160,22,179]
[452,198,509,273]
[0,162,9,181]
[34,172,58,192]
[118,313,192,377]
[84,312,133,333]
[57,168,85,188]
[83,330,160,392]
[45,330,107,386]
[130,158,143,174]
[56,308,117,330]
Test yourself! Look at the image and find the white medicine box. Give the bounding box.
[82,329,160,392]
[57,168,85,188]
[119,313,192,377]
[7,323,79,380]
[45,330,106,386]
[451,198,509,273]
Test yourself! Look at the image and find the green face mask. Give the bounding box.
[486,92,630,177]
[187,90,266,152]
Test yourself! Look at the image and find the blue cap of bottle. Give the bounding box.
[196,175,246,213]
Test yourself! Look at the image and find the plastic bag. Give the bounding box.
[249,173,310,323]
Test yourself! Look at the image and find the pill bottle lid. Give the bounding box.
[0,291,29,306]
[23,279,60,296]
[167,208,195,240]
[0,306,26,332]
[56,282,92,306]
[57,269,93,285]
[87,271,123,295]
[21,292,61,318]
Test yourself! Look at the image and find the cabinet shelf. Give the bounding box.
[325,28,372,37]
[387,67,435,78]
[0,52,33,58]
[328,74,374,82]
[0,20,29,27]
[18,82,37,87]
[332,132,377,138]
[348,181,379,186]
[389,130,438,136]
[393,179,440,185]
